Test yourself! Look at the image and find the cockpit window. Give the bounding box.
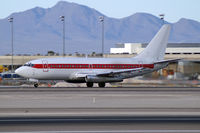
[24,63,34,67]
[24,64,28,66]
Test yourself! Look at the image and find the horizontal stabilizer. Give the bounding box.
[154,59,182,64]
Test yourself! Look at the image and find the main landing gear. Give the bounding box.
[98,82,105,87]
[86,82,93,87]
[86,82,106,87]
[34,83,39,88]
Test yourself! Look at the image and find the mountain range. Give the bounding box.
[0,1,200,55]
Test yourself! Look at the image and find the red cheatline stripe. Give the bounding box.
[33,64,154,69]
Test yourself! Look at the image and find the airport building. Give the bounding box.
[110,43,200,55]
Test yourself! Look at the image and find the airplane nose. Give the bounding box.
[15,67,24,77]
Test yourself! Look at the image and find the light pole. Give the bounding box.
[60,16,65,57]
[99,16,104,57]
[159,14,165,25]
[8,17,14,72]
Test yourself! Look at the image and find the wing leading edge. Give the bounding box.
[75,67,144,78]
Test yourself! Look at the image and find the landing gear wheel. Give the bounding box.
[34,83,39,88]
[98,82,105,87]
[86,82,93,87]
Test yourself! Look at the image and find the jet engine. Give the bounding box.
[85,75,123,83]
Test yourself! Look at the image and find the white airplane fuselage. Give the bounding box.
[15,57,167,82]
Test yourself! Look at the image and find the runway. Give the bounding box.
[1,86,200,109]
[1,117,200,132]
[0,86,200,92]
[1,120,200,132]
[0,86,200,132]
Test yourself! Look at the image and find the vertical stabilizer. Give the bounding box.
[135,24,171,61]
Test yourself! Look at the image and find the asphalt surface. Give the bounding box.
[0,86,200,91]
[1,118,200,132]
[0,86,200,109]
[0,86,200,132]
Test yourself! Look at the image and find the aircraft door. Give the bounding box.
[138,61,143,68]
[89,64,93,72]
[42,60,49,72]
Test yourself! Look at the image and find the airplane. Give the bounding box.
[15,24,179,88]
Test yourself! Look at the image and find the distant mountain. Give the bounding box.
[0,1,200,55]
[171,18,200,42]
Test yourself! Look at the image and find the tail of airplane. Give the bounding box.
[135,24,171,62]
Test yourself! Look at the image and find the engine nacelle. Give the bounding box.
[85,75,123,83]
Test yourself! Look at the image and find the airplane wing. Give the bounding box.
[75,58,181,80]
[75,68,144,78]
[75,59,181,79]
[96,68,143,77]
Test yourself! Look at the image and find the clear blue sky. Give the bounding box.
[1,0,200,22]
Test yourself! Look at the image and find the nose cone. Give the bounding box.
[15,67,26,77]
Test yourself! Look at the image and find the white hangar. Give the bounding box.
[110,43,200,55]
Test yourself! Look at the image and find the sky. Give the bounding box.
[0,0,200,23]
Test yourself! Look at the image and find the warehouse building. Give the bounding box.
[110,43,200,55]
